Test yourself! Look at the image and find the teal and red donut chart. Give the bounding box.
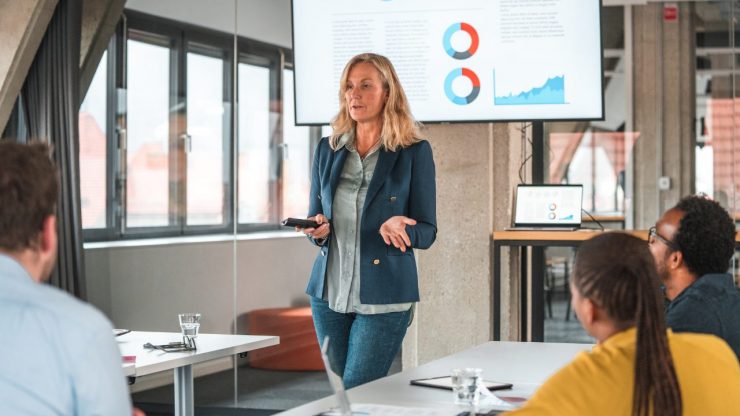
[443,22,479,59]
[444,68,480,105]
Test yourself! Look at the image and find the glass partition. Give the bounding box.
[76,0,740,406]
[539,4,629,343]
[693,0,740,287]
[80,0,240,412]
[79,0,330,413]
[233,4,330,412]
[539,1,740,343]
[694,0,739,216]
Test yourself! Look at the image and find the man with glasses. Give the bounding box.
[649,195,740,358]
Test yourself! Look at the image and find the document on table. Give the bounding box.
[351,404,459,415]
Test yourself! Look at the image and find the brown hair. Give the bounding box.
[0,141,58,251]
[573,232,681,416]
[330,53,421,151]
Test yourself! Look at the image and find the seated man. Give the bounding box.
[0,142,133,415]
[649,195,740,358]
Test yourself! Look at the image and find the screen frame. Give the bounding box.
[513,184,584,228]
[289,0,605,126]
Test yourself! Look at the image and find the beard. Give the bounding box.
[655,252,674,302]
[655,258,670,282]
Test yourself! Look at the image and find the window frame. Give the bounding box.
[81,10,315,242]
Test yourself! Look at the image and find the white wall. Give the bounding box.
[125,0,293,48]
[85,234,318,333]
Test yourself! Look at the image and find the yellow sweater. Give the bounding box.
[508,328,740,415]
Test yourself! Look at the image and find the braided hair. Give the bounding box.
[573,233,681,416]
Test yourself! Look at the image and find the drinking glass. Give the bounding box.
[178,313,201,348]
[451,368,483,406]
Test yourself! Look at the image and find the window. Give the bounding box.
[694,1,740,216]
[186,48,227,226]
[79,12,313,241]
[552,130,633,213]
[238,62,272,224]
[79,51,108,229]
[282,69,311,219]
[125,38,171,228]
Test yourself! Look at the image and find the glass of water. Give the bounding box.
[178,313,201,348]
[451,368,483,406]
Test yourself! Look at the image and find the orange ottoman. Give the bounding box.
[246,307,324,371]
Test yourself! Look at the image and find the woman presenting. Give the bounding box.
[299,53,437,389]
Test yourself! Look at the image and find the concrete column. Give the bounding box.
[632,3,695,228]
[403,122,528,367]
[0,0,58,134]
[80,0,125,98]
[495,123,530,343]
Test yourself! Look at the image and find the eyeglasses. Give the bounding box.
[143,340,196,353]
[648,226,678,251]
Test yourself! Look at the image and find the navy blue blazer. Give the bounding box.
[305,137,437,304]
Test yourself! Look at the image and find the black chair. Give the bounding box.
[545,256,572,321]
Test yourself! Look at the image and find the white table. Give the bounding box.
[118,331,279,416]
[276,341,591,415]
[122,363,135,377]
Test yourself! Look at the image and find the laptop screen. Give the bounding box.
[514,185,583,227]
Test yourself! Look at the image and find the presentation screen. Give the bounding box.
[291,0,603,125]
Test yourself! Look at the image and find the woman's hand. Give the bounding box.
[380,216,417,252]
[299,214,331,240]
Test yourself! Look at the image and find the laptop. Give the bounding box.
[317,337,459,416]
[508,184,583,231]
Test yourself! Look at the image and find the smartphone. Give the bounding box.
[282,218,320,228]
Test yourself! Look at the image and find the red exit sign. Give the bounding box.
[664,3,678,21]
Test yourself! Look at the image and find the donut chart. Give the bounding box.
[443,22,479,59]
[444,68,481,105]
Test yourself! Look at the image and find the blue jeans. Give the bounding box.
[310,297,412,389]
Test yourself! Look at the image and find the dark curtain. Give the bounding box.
[2,0,86,299]
[2,98,28,142]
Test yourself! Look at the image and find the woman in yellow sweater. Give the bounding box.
[509,232,740,416]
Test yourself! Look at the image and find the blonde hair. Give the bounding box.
[329,53,421,151]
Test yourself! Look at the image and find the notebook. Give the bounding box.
[508,184,583,230]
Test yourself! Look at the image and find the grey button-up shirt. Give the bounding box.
[324,133,413,314]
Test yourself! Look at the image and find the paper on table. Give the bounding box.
[352,404,460,415]
[477,381,525,411]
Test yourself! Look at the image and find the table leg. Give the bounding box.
[520,248,528,341]
[174,364,194,416]
[532,247,545,342]
[493,241,501,341]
